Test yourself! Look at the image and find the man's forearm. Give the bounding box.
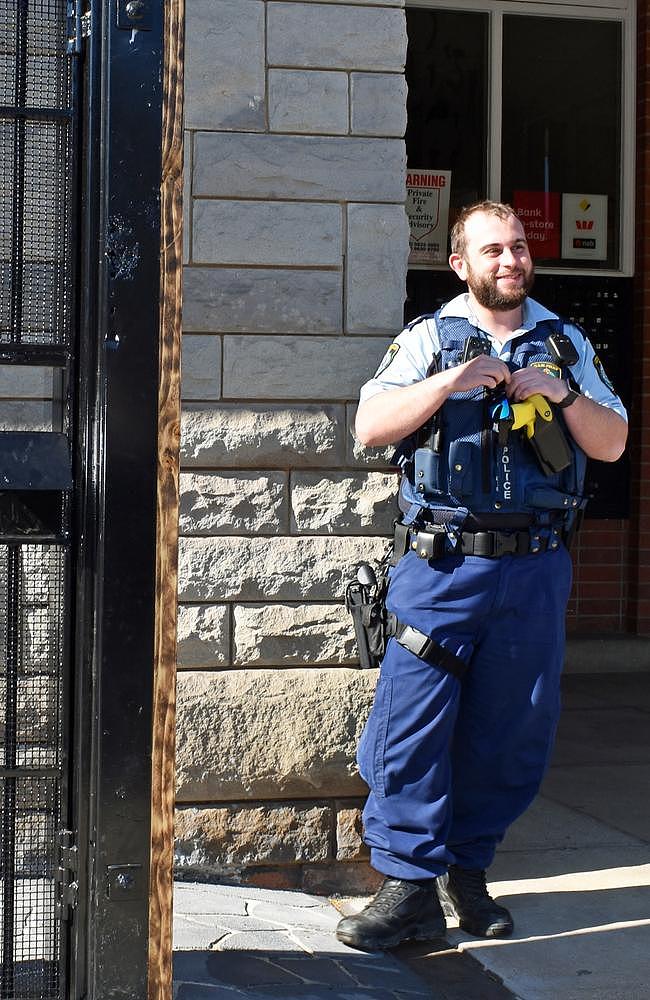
[355,375,452,447]
[356,355,513,447]
[561,395,628,462]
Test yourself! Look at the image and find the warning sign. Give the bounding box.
[406,169,451,265]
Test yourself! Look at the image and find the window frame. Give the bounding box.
[406,0,636,276]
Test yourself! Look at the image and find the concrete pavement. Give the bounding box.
[174,672,650,1000]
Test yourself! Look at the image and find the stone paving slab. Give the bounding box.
[446,865,650,1000]
[248,900,342,930]
[176,988,434,1000]
[495,792,644,854]
[174,948,435,998]
[174,883,250,914]
[173,884,438,998]
[550,707,650,766]
[540,763,650,842]
[489,844,650,883]
[174,917,227,951]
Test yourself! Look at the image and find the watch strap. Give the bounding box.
[557,387,580,409]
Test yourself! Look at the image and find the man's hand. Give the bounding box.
[507,368,567,404]
[506,366,626,462]
[355,355,510,447]
[447,355,511,393]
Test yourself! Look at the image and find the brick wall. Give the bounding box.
[629,0,650,634]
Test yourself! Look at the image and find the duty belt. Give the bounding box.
[393,521,563,563]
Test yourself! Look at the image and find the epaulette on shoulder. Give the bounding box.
[405,312,437,331]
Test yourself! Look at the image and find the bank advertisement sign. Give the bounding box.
[514,190,608,262]
[513,191,561,258]
[406,169,451,265]
[561,193,608,260]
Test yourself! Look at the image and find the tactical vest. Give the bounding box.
[395,312,588,530]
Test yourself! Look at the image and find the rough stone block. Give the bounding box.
[181,334,221,400]
[267,4,407,71]
[176,668,376,800]
[179,471,288,535]
[183,266,342,334]
[233,603,356,666]
[351,72,407,136]
[346,403,395,468]
[346,203,409,334]
[336,806,369,861]
[175,803,333,877]
[15,812,53,876]
[291,471,398,534]
[20,548,60,605]
[269,69,348,134]
[178,535,387,601]
[193,200,342,267]
[193,132,406,203]
[22,607,59,674]
[222,336,390,401]
[302,864,382,897]
[181,404,345,469]
[0,676,58,745]
[177,604,230,669]
[185,0,265,131]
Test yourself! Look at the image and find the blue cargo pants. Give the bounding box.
[358,545,572,880]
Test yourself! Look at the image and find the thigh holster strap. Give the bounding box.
[394,622,467,680]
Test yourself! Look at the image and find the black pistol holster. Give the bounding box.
[345,561,392,669]
[345,553,468,680]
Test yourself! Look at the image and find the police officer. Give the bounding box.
[336,201,628,952]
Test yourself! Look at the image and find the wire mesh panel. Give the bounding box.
[0,544,66,1000]
[0,1,73,348]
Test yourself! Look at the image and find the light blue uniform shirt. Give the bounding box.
[359,293,627,421]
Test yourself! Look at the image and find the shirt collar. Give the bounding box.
[439,293,558,342]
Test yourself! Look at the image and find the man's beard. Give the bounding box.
[466,264,534,311]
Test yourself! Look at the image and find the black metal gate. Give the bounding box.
[0,2,76,997]
[0,1,167,997]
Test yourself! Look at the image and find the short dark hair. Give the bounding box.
[450,201,519,257]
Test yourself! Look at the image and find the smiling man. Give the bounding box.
[336,201,628,952]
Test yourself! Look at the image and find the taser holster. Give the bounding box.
[502,393,572,476]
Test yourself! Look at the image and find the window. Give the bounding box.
[405,1,635,275]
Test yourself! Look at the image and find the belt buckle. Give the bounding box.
[399,624,431,658]
[493,532,518,557]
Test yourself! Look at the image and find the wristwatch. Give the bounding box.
[557,386,580,409]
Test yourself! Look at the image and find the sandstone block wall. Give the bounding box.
[180,0,408,891]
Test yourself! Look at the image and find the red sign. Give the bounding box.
[513,191,561,260]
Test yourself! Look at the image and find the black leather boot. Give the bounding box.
[436,865,514,938]
[335,877,446,951]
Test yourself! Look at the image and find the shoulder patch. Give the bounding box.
[593,354,615,393]
[374,343,400,377]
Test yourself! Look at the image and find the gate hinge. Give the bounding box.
[56,829,79,921]
[66,2,91,55]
